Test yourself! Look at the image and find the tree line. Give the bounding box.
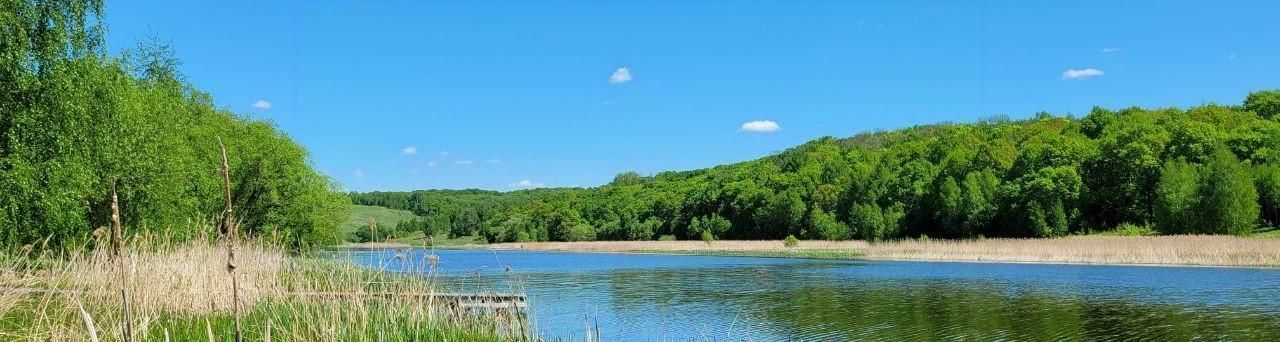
[1,0,349,250]
[353,92,1280,242]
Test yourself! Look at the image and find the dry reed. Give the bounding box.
[486,235,1280,267]
[1,232,530,341]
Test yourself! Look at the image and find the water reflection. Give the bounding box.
[346,250,1280,341]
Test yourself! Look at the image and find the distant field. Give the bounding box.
[340,204,488,246]
[343,204,420,239]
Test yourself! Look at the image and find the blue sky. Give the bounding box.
[102,1,1280,192]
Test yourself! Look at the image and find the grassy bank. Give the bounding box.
[0,236,529,341]
[483,235,1280,267]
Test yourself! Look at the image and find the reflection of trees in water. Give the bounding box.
[596,266,1279,340]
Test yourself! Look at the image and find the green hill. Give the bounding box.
[352,91,1280,244]
[343,205,420,242]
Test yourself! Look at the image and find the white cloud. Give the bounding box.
[401,146,417,155]
[455,160,473,165]
[1100,47,1121,53]
[508,180,545,188]
[1062,68,1104,80]
[251,99,272,110]
[439,151,450,157]
[353,169,364,178]
[486,159,501,164]
[609,67,632,84]
[427,161,438,167]
[740,120,782,133]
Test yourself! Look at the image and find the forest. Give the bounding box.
[0,0,349,250]
[353,93,1280,243]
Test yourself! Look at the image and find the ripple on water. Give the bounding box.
[347,249,1280,340]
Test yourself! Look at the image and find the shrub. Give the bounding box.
[564,223,597,242]
[783,235,799,248]
[700,230,715,244]
[689,214,731,240]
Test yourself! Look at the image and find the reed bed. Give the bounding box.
[860,235,1280,267]
[487,235,1280,267]
[1,233,531,341]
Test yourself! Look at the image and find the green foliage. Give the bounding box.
[1255,165,1280,228]
[807,208,849,240]
[1245,90,1280,120]
[351,92,1280,242]
[1155,149,1260,235]
[700,230,715,244]
[1098,223,1156,237]
[783,235,799,248]
[689,214,732,240]
[1196,148,1259,235]
[0,0,347,250]
[1155,160,1201,234]
[564,223,597,242]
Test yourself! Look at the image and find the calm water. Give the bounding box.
[347,249,1280,341]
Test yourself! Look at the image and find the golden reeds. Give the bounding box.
[1,234,528,340]
[486,235,1280,267]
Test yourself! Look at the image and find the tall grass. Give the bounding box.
[486,235,1280,267]
[0,230,532,341]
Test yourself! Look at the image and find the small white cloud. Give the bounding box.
[401,146,417,155]
[508,180,545,188]
[609,67,632,84]
[740,120,782,133]
[427,161,438,167]
[353,169,364,178]
[1100,47,1121,53]
[1062,68,1104,80]
[486,159,501,164]
[455,160,473,165]
[439,151,450,157]
[251,99,272,110]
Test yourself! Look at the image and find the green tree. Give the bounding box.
[1154,160,1201,234]
[807,208,849,240]
[1256,165,1280,227]
[1195,148,1260,235]
[689,214,732,240]
[1245,90,1280,120]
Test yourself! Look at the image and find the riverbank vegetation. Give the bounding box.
[484,235,1280,267]
[1,0,349,251]
[353,91,1280,243]
[0,233,528,340]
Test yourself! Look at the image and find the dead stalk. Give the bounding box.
[110,181,133,342]
[219,138,244,342]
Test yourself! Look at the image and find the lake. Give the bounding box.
[346,249,1280,341]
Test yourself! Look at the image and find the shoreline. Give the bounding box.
[336,235,1280,268]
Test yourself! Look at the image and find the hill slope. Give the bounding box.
[352,92,1280,243]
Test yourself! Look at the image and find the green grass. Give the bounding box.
[389,233,487,247]
[344,205,422,240]
[1252,228,1280,238]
